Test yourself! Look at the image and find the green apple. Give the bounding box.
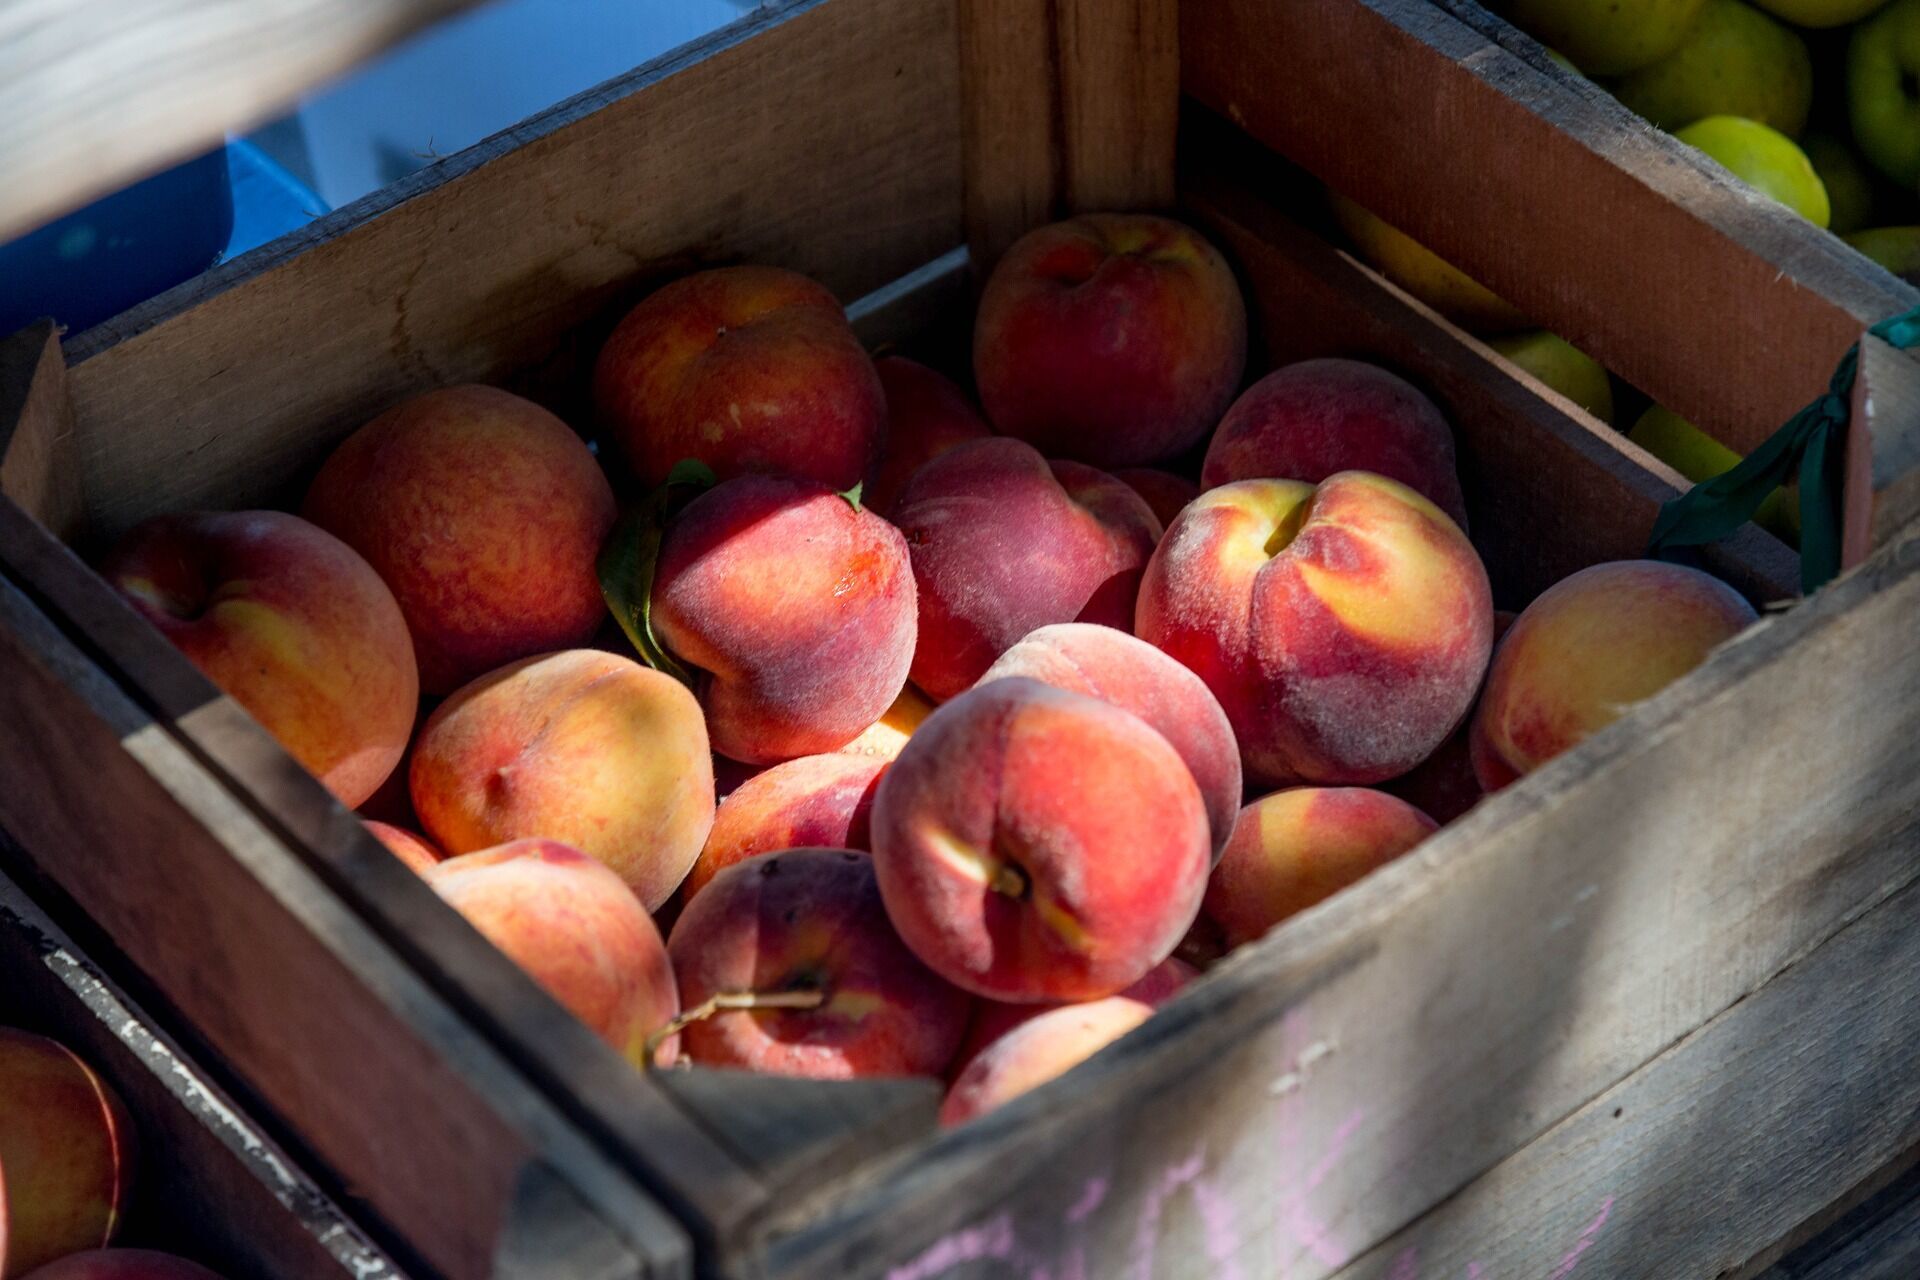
[1672,115,1831,225]
[1499,0,1709,75]
[1849,0,1920,186]
[1752,0,1890,26]
[1630,405,1796,541]
[1610,0,1812,136]
[1327,193,1530,335]
[1802,133,1877,234]
[1488,331,1617,424]
[1844,225,1920,284]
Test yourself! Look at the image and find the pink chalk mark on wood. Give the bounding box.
[1275,1104,1367,1269]
[1129,1149,1245,1280]
[1387,1247,1420,1280]
[1547,1196,1614,1279]
[1067,1176,1109,1223]
[1465,1263,1484,1278]
[885,1212,1018,1280]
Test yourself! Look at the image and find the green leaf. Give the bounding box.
[667,457,718,489]
[837,480,864,512]
[597,462,717,689]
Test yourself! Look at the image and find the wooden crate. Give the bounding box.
[1,1,1917,1278]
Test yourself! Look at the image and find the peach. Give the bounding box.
[20,1253,225,1280]
[665,848,971,1078]
[1137,472,1493,786]
[1384,608,1517,824]
[1204,788,1437,949]
[363,820,442,876]
[950,956,1194,1081]
[684,755,887,904]
[425,840,678,1065]
[977,623,1242,858]
[593,265,883,491]
[1201,359,1469,529]
[99,510,416,808]
[410,649,715,910]
[834,684,935,762]
[939,997,1153,1126]
[871,678,1210,1002]
[302,385,615,695]
[1113,468,1202,530]
[868,357,992,516]
[0,1030,135,1277]
[653,474,916,762]
[893,438,1161,701]
[974,214,1247,467]
[1471,561,1758,789]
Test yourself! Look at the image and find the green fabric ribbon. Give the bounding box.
[1647,305,1920,595]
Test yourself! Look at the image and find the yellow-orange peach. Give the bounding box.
[977,623,1242,858]
[871,678,1210,1002]
[1137,473,1493,786]
[425,840,678,1066]
[940,997,1153,1126]
[1204,788,1437,949]
[1471,560,1757,789]
[975,214,1247,467]
[868,357,993,516]
[99,510,416,808]
[894,438,1161,701]
[411,650,715,910]
[20,1252,226,1280]
[593,266,884,491]
[834,685,935,762]
[0,1030,135,1276]
[363,821,442,876]
[950,956,1194,1082]
[302,385,615,695]
[684,755,887,904]
[1113,468,1202,530]
[665,849,971,1078]
[1201,359,1469,529]
[654,474,916,763]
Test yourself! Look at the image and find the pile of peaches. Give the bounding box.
[98,214,1759,1125]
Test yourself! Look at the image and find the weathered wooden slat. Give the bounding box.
[1762,1160,1920,1280]
[0,321,82,540]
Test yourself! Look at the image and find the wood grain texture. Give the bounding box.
[1181,0,1920,472]
[1856,334,1920,562]
[735,516,1920,1279]
[58,0,964,548]
[1327,833,1920,1280]
[0,0,481,242]
[1763,1160,1920,1280]
[0,321,82,539]
[0,858,407,1280]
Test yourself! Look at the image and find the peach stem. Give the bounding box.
[643,988,827,1066]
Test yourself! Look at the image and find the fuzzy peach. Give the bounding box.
[684,755,887,904]
[653,474,916,763]
[1384,609,1516,824]
[950,956,1194,1081]
[974,214,1247,467]
[1113,468,1202,529]
[1204,788,1437,949]
[940,997,1153,1126]
[100,510,416,808]
[20,1252,226,1280]
[411,649,715,909]
[425,840,678,1065]
[0,1030,135,1277]
[302,385,615,695]
[1137,472,1493,785]
[593,266,884,491]
[977,623,1242,858]
[1471,561,1757,789]
[835,685,935,762]
[868,357,993,515]
[893,438,1161,700]
[363,821,442,876]
[1201,359,1469,529]
[665,848,971,1078]
[871,678,1210,1002]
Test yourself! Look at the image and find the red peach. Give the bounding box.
[593,266,884,491]
[363,820,442,876]
[1204,787,1438,950]
[974,214,1247,467]
[665,848,971,1079]
[834,684,935,763]
[950,956,1195,1082]
[0,1030,135,1276]
[411,649,715,910]
[20,1252,225,1280]
[1201,359,1469,529]
[302,385,615,695]
[1384,609,1517,824]
[1137,472,1493,786]
[684,755,887,904]
[1113,468,1203,530]
[99,510,416,808]
[867,357,992,516]
[939,997,1154,1126]
[425,840,678,1065]
[654,474,916,763]
[893,438,1161,701]
[977,623,1242,858]
[871,678,1211,1002]
[1471,561,1757,789]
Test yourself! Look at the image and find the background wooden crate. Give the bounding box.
[1,1,1917,1278]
